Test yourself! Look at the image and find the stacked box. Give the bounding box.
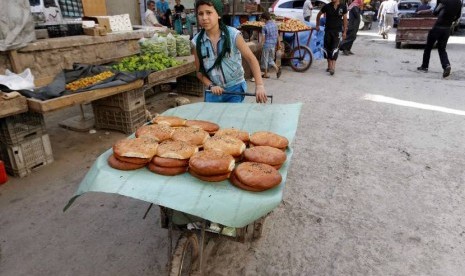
[0,134,54,178]
[0,112,47,145]
[92,88,146,111]
[176,73,204,97]
[92,88,147,134]
[0,112,53,177]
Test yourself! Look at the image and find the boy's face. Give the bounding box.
[197,4,220,31]
[176,0,180,5]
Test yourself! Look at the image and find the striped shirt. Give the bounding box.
[262,20,278,48]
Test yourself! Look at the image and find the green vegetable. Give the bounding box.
[112,53,183,72]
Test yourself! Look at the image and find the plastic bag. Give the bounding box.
[139,33,169,56]
[0,69,35,90]
[175,35,191,56]
[166,33,177,57]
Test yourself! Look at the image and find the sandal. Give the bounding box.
[276,67,282,79]
[262,74,270,79]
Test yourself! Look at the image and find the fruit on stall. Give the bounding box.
[112,53,183,72]
[65,71,115,91]
[241,21,265,28]
[278,19,311,32]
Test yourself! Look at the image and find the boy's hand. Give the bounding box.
[211,86,224,95]
[255,84,267,103]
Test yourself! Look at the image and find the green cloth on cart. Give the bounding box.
[65,102,302,228]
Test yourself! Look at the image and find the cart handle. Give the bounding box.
[204,90,273,103]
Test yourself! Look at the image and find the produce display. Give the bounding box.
[65,71,115,91]
[108,115,290,191]
[112,53,183,72]
[139,35,168,56]
[166,33,177,57]
[278,19,311,32]
[241,21,265,28]
[175,34,191,56]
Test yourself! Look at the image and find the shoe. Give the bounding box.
[382,32,386,39]
[342,50,350,56]
[326,68,330,72]
[276,67,282,79]
[443,65,451,78]
[348,51,355,55]
[261,74,270,79]
[329,69,335,75]
[417,66,428,73]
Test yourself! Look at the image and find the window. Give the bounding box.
[278,1,294,8]
[58,0,83,18]
[293,0,305,8]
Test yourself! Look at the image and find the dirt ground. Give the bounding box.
[1,27,465,276]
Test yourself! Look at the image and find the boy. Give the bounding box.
[316,0,348,75]
[260,12,281,79]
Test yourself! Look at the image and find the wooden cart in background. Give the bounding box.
[395,17,437,49]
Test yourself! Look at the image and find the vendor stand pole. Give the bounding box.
[58,104,95,132]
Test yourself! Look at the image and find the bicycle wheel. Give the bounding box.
[170,232,200,276]
[289,45,313,72]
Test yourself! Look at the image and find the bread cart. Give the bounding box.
[64,102,302,275]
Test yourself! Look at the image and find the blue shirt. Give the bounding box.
[192,26,245,89]
[156,1,169,14]
[262,20,278,48]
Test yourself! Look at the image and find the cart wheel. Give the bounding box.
[170,232,200,276]
[289,46,313,72]
[252,216,266,240]
[395,42,401,49]
[236,216,267,242]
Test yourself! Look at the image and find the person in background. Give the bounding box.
[315,0,348,75]
[340,0,363,55]
[377,0,385,34]
[173,0,186,34]
[417,0,461,78]
[415,0,432,14]
[144,0,163,27]
[260,12,281,79]
[157,0,172,27]
[380,0,398,39]
[192,0,268,103]
[303,0,314,22]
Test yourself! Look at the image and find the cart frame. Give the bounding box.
[278,29,314,72]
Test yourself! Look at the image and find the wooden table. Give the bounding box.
[27,55,196,114]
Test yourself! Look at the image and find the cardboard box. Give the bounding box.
[93,14,132,33]
[82,0,107,16]
[83,27,107,36]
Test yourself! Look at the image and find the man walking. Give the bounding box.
[340,0,363,55]
[316,0,348,75]
[417,0,461,78]
[380,0,398,39]
[303,0,314,22]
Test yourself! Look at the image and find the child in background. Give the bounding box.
[192,0,268,103]
[260,12,281,79]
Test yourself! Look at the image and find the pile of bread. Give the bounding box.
[108,115,289,192]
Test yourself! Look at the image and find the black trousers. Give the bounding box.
[340,7,361,51]
[421,27,451,69]
[323,30,341,60]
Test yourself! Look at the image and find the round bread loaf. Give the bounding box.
[152,156,189,167]
[234,162,282,190]
[189,169,231,182]
[135,124,174,141]
[214,128,250,143]
[203,136,245,157]
[243,146,287,166]
[249,131,289,150]
[114,152,151,165]
[113,137,158,159]
[189,150,235,176]
[152,115,186,127]
[147,163,187,176]
[229,171,265,192]
[172,127,209,146]
[185,120,220,134]
[157,140,198,159]
[108,154,145,170]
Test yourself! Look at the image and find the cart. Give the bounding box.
[278,29,314,72]
[395,17,436,49]
[64,102,302,275]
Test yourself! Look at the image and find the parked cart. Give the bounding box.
[279,29,314,72]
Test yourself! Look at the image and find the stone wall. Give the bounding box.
[0,52,12,74]
[11,30,155,85]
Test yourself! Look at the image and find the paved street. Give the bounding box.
[1,28,465,275]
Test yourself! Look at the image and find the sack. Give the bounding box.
[139,33,169,56]
[0,69,35,91]
[175,35,191,56]
[166,33,177,57]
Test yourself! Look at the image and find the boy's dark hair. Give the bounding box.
[261,11,271,21]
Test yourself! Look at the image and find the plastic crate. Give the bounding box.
[92,88,146,111]
[176,73,204,97]
[44,24,84,38]
[0,134,54,178]
[92,104,147,134]
[0,112,47,146]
